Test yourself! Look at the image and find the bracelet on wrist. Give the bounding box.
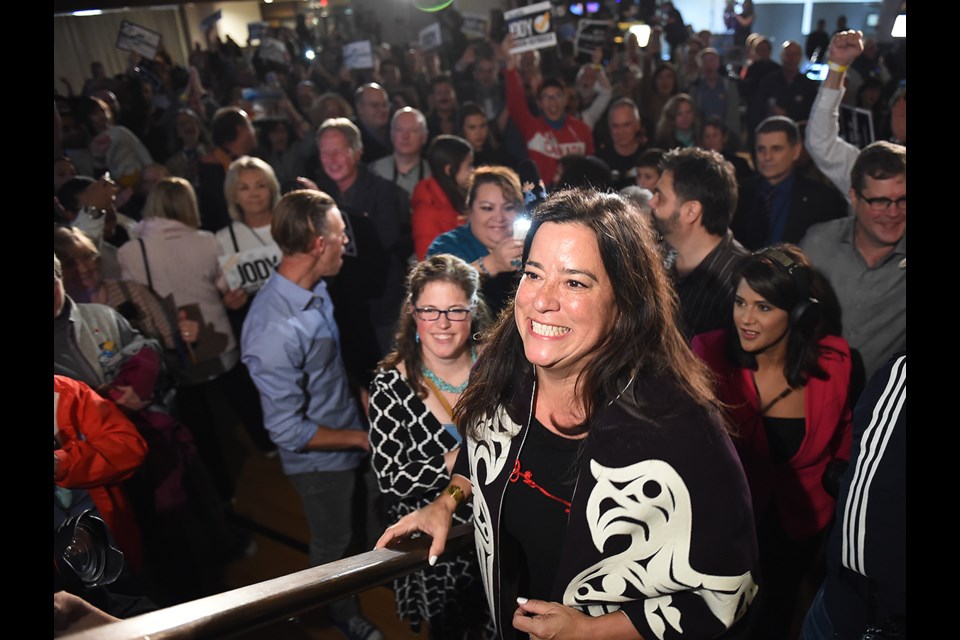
[444,484,466,507]
[827,61,848,73]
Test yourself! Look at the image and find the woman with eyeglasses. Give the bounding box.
[691,243,853,638]
[369,254,495,639]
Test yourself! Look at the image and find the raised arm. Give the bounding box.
[501,34,539,139]
[805,30,864,196]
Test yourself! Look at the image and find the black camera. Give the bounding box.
[53,510,125,592]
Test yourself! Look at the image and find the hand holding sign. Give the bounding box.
[222,287,249,311]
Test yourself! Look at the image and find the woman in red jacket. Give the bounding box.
[691,243,852,639]
[411,135,474,260]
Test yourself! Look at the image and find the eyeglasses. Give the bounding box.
[60,252,100,269]
[857,193,907,212]
[414,307,473,322]
[539,92,566,102]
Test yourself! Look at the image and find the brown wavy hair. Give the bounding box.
[379,254,492,398]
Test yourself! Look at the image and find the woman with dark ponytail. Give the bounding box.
[411,134,474,260]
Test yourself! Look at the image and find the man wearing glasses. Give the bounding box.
[501,34,594,187]
[800,141,906,382]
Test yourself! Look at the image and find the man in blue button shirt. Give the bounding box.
[241,189,383,640]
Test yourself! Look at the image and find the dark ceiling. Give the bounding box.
[54,0,262,15]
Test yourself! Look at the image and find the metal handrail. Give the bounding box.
[60,524,475,640]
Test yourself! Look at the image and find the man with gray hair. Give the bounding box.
[369,107,431,197]
[307,118,412,390]
[749,40,818,140]
[598,98,646,190]
[686,47,742,151]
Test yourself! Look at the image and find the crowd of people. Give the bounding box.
[54,5,905,639]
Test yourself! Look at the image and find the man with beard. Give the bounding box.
[650,147,746,340]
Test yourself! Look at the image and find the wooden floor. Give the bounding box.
[219,425,429,640]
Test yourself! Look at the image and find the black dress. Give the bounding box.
[368,368,495,638]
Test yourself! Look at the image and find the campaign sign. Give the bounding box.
[219,245,282,294]
[248,22,268,42]
[505,1,557,54]
[575,20,614,56]
[461,12,489,38]
[839,105,875,149]
[116,20,162,60]
[343,40,375,70]
[199,10,222,32]
[258,37,288,65]
[419,23,443,51]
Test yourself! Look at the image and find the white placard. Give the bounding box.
[575,20,614,56]
[419,23,443,52]
[461,12,489,39]
[116,20,161,60]
[505,1,557,54]
[343,40,375,70]
[219,245,282,294]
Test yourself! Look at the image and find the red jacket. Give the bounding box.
[504,68,595,185]
[691,330,853,540]
[54,375,148,570]
[411,176,464,260]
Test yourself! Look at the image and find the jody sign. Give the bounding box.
[219,245,282,295]
[505,1,557,54]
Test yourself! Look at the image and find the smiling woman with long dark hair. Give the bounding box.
[692,242,853,638]
[379,188,759,640]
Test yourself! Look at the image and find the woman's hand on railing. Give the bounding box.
[376,478,471,564]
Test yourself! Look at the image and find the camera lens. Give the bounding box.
[62,522,106,584]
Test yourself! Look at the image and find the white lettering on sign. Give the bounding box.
[511,19,534,39]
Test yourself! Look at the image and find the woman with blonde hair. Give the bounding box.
[119,177,274,497]
[216,156,283,334]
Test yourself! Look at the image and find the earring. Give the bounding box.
[415,332,420,343]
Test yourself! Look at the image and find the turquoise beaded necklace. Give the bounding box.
[420,347,477,393]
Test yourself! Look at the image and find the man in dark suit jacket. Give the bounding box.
[352,83,393,164]
[312,118,412,389]
[732,116,847,250]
